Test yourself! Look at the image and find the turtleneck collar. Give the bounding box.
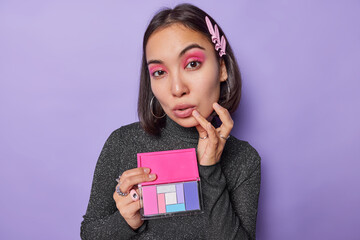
[161,116,199,143]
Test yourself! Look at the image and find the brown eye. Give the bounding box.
[153,70,165,77]
[185,61,201,69]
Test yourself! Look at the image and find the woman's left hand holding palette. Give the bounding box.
[113,167,157,230]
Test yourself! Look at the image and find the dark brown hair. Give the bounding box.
[138,3,242,135]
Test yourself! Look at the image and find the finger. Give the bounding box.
[113,191,135,206]
[119,167,151,182]
[195,124,208,139]
[130,189,139,201]
[120,173,157,193]
[117,167,153,193]
[119,198,142,219]
[205,120,219,152]
[192,109,219,146]
[213,103,233,137]
[113,188,140,205]
[192,109,212,132]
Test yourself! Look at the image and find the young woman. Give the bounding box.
[81,4,261,240]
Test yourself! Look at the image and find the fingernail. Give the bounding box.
[143,168,150,173]
[149,174,156,179]
[130,189,138,201]
[214,102,221,109]
[192,110,200,117]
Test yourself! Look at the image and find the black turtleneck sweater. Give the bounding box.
[81,118,261,240]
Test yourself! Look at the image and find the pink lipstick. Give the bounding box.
[173,104,196,118]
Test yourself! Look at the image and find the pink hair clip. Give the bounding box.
[205,16,226,57]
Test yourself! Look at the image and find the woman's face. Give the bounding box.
[146,23,228,128]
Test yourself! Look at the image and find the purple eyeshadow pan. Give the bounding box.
[176,183,184,204]
[184,181,200,210]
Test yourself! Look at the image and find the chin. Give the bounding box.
[171,116,199,128]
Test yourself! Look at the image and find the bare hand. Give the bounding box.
[113,167,157,230]
[192,102,234,166]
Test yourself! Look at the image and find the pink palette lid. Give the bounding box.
[137,148,199,186]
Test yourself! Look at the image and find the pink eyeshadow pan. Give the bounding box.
[158,193,166,214]
[142,186,158,215]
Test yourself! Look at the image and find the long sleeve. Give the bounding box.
[199,141,261,240]
[81,129,145,239]
[81,120,261,239]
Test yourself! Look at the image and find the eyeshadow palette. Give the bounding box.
[141,181,200,216]
[137,148,203,219]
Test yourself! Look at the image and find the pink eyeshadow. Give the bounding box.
[158,193,166,214]
[143,186,158,215]
[148,65,166,75]
[182,51,206,67]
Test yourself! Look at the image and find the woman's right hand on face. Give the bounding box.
[113,167,156,230]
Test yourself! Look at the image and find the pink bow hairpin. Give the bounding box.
[205,16,226,57]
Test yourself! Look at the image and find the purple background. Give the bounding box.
[1,1,359,239]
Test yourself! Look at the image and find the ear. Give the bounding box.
[219,59,228,82]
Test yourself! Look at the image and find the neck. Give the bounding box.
[161,117,199,143]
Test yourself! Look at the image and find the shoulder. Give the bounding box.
[108,121,148,141]
[97,122,149,168]
[101,122,142,150]
[111,121,142,136]
[106,121,159,150]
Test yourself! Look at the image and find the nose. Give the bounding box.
[171,72,189,97]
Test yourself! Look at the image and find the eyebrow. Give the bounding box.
[147,44,205,65]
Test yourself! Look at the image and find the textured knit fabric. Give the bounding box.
[81,117,261,240]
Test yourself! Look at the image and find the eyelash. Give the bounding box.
[150,60,202,78]
[185,60,202,70]
[152,70,165,77]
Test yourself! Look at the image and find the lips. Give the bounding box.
[173,104,196,118]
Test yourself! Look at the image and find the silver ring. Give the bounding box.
[116,185,128,196]
[220,134,230,140]
[115,176,121,183]
[199,135,208,140]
